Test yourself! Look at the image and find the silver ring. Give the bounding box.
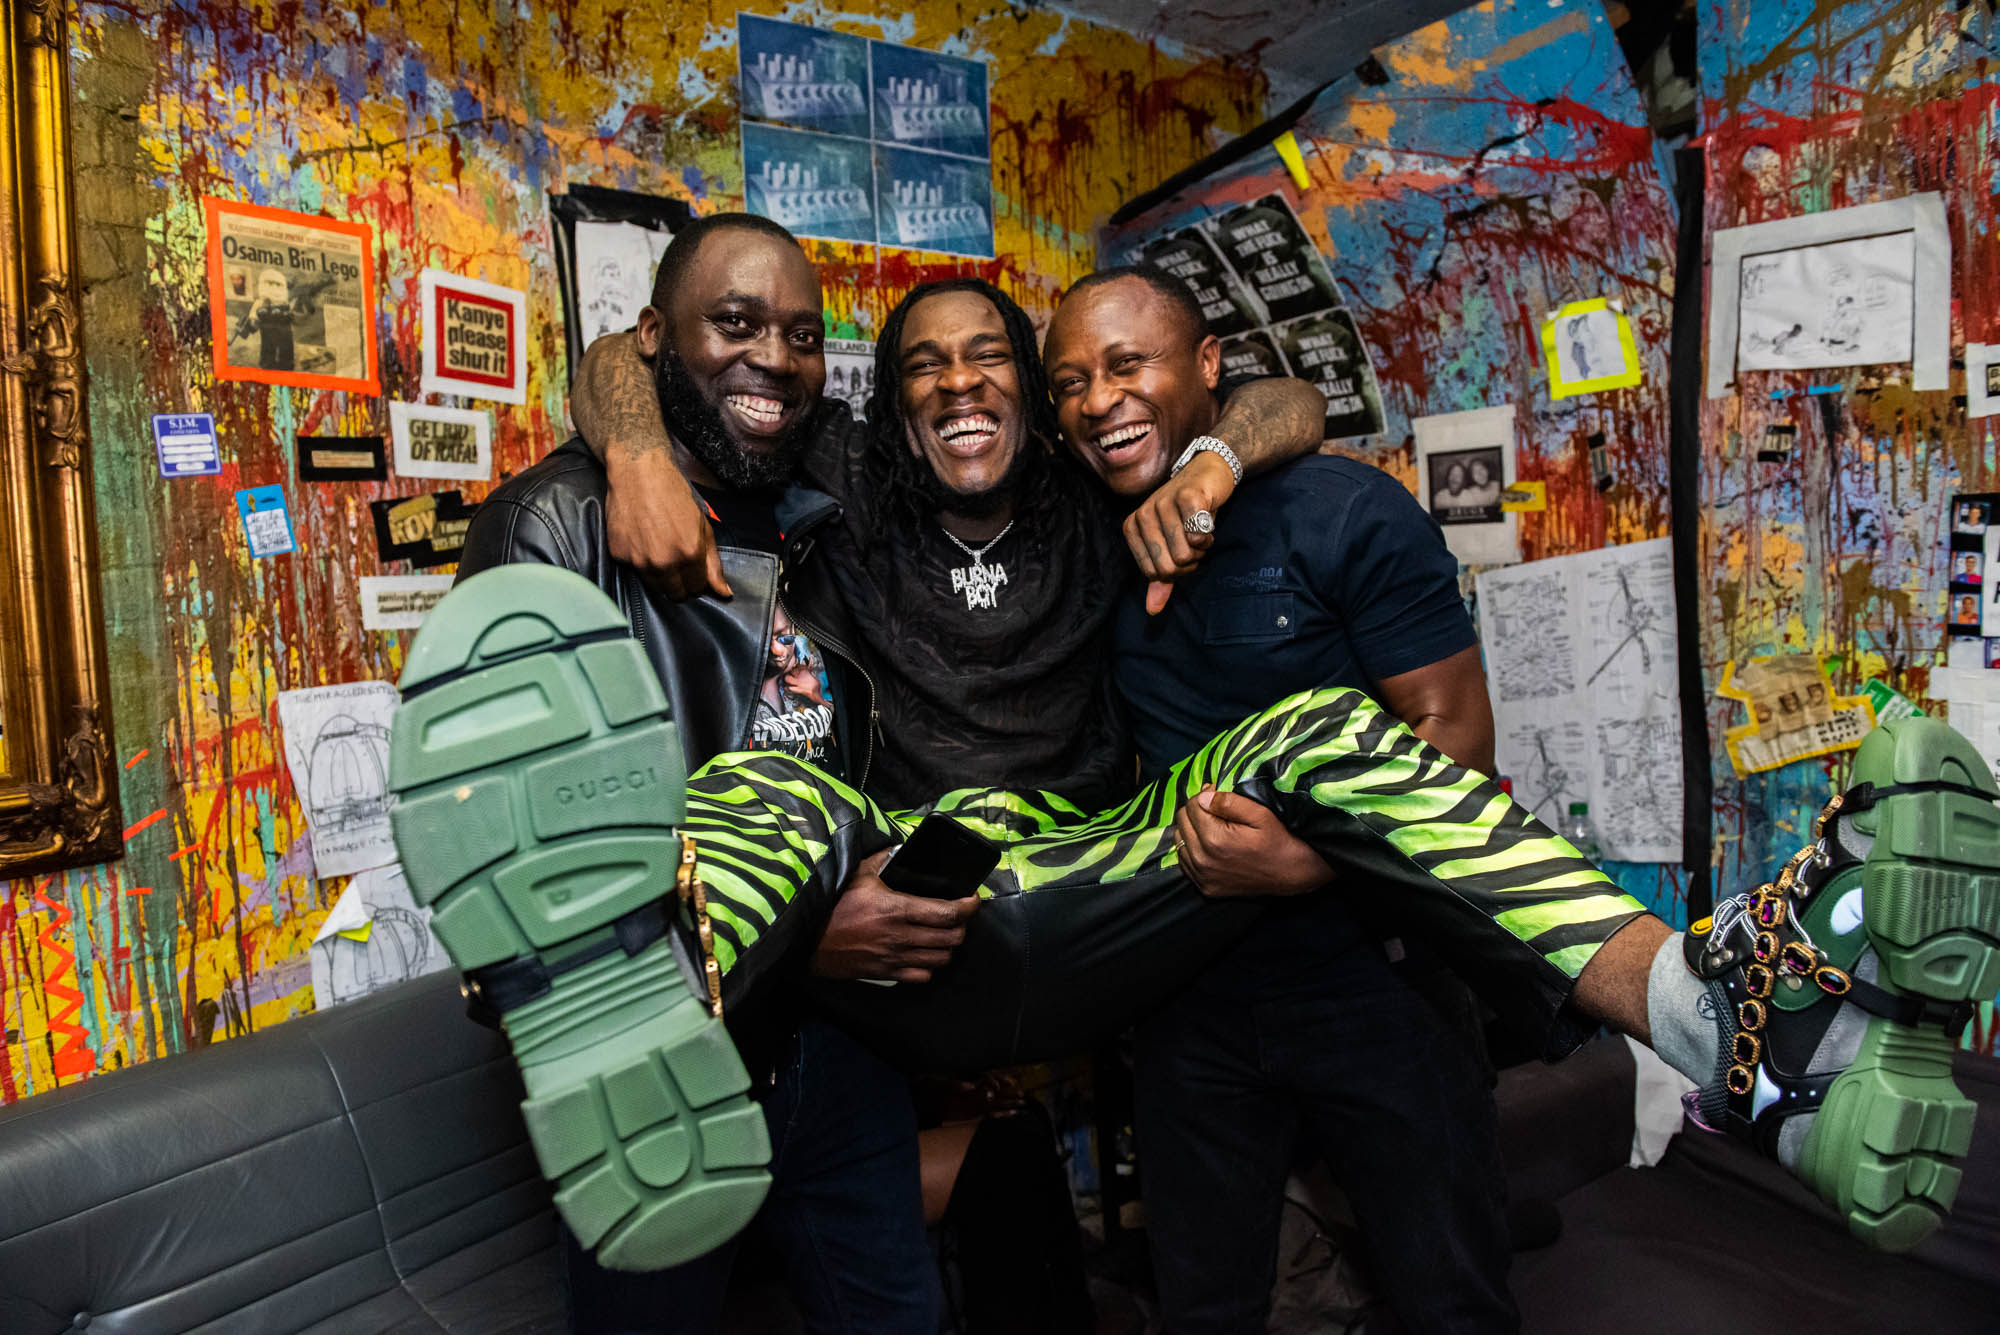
[1182,509,1214,536]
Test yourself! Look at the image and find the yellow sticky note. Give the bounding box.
[1273,132,1311,191]
[1540,298,1642,399]
[337,923,373,943]
[1500,481,1546,512]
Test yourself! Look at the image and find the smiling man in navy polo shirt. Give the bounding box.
[1046,267,1516,1335]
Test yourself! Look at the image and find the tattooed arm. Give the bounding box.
[1123,375,1326,613]
[570,329,731,601]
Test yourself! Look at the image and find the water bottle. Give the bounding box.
[1564,801,1601,860]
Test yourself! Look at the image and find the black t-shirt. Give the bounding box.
[1115,454,1476,777]
[694,481,845,778]
[1112,453,1478,992]
[800,410,1130,812]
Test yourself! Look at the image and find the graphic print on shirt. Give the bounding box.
[750,600,840,768]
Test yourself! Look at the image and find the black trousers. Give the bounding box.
[1135,897,1517,1335]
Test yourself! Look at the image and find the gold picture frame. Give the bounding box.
[0,1,122,877]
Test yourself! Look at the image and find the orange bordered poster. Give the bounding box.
[203,197,379,394]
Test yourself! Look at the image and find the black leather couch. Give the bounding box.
[0,972,562,1334]
[2,970,1995,1334]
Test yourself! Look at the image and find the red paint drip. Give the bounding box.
[31,878,95,1083]
[123,749,149,770]
[122,808,168,842]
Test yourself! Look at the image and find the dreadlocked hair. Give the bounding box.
[859,277,1087,554]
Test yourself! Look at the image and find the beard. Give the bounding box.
[653,345,812,492]
[912,426,1039,521]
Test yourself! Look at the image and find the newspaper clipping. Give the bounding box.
[205,197,377,393]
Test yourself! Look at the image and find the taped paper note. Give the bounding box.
[236,485,295,559]
[1540,299,1641,399]
[1715,655,1874,777]
[360,574,454,630]
[277,681,398,879]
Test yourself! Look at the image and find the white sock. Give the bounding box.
[1645,932,1724,1089]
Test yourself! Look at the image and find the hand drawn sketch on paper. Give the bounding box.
[310,864,452,1008]
[574,220,674,350]
[277,681,399,879]
[1476,538,1683,863]
[1736,233,1914,373]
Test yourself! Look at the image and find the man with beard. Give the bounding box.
[456,213,947,1334]
[457,215,1326,1331]
[506,237,1995,1305]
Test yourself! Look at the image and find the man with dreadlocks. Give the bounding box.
[423,215,1996,1310]
[454,214,1327,1332]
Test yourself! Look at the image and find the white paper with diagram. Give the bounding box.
[1475,537,1683,863]
[277,680,399,879]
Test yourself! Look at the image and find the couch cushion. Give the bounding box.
[0,972,562,1334]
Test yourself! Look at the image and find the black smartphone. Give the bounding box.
[879,813,1001,900]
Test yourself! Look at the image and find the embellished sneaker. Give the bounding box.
[387,565,771,1270]
[1683,716,2000,1250]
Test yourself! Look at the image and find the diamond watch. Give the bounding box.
[1171,434,1243,486]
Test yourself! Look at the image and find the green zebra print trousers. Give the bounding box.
[682,685,1652,1071]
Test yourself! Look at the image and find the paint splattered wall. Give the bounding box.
[0,0,1268,1103]
[1697,0,1999,1052]
[1103,1,1685,918]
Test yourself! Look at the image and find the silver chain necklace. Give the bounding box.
[939,519,1014,611]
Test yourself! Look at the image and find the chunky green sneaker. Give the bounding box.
[387,565,770,1271]
[1683,716,2000,1250]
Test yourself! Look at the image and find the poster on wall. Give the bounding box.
[277,681,399,879]
[1413,404,1519,566]
[1705,194,1949,396]
[1273,309,1384,441]
[738,14,871,138]
[549,184,694,385]
[1122,194,1385,443]
[868,39,990,159]
[419,269,527,405]
[874,144,994,259]
[825,338,875,420]
[203,197,378,394]
[1474,537,1683,862]
[736,15,993,258]
[743,122,878,244]
[1210,193,1344,323]
[1737,234,1914,374]
[1140,229,1260,337]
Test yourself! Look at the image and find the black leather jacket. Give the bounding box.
[456,438,876,784]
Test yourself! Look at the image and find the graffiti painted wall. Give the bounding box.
[1102,0,1684,917]
[0,0,1269,1102]
[1697,0,2000,1052]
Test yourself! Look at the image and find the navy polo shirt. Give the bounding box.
[1115,453,1476,780]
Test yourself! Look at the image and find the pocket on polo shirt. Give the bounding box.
[1204,592,1297,645]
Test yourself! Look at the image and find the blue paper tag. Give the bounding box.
[236,485,296,558]
[153,413,220,477]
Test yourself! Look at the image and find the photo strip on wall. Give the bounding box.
[737,15,994,259]
[1947,491,2000,654]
